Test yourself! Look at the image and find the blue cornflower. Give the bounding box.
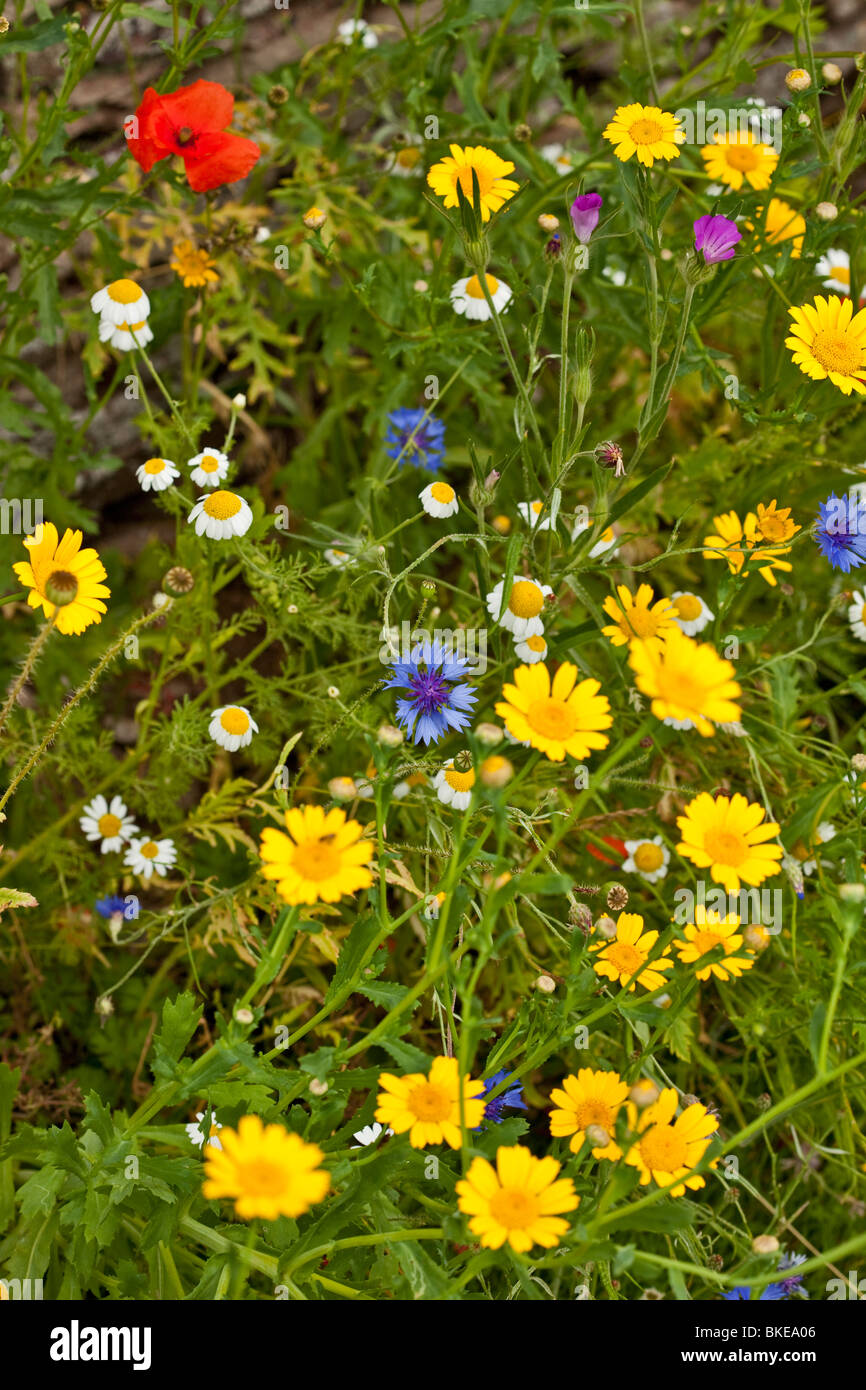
[384,640,477,745]
[813,492,866,572]
[95,894,126,919]
[722,1283,787,1301]
[478,1069,528,1126]
[778,1251,808,1298]
[385,408,446,473]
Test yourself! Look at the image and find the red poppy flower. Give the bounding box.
[126,79,261,192]
[586,835,627,866]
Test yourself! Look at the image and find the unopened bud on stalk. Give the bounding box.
[752,1234,779,1256]
[851,753,866,772]
[630,1079,660,1107]
[480,754,513,788]
[822,61,842,85]
[234,1007,254,1026]
[377,723,404,747]
[585,1124,610,1149]
[815,201,838,221]
[785,68,811,92]
[538,213,559,232]
[492,514,511,535]
[594,915,617,939]
[569,902,593,934]
[534,974,557,993]
[309,1077,329,1096]
[303,206,327,230]
[573,326,595,406]
[476,721,503,746]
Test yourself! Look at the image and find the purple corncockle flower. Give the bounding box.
[693,214,741,265]
[570,192,603,244]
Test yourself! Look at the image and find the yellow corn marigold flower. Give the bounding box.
[746,199,805,258]
[602,103,683,167]
[700,132,778,190]
[627,627,742,737]
[426,144,519,222]
[786,294,866,396]
[12,522,110,636]
[601,582,676,646]
[703,509,793,586]
[549,1068,629,1159]
[676,792,783,894]
[455,1144,579,1252]
[495,661,612,763]
[259,804,374,905]
[755,499,800,545]
[624,1088,718,1195]
[202,1114,330,1220]
[676,907,755,982]
[170,240,219,288]
[590,911,673,992]
[374,1055,485,1148]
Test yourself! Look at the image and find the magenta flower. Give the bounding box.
[693,214,741,265]
[570,192,603,244]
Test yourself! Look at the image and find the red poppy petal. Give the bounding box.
[157,79,235,135]
[127,87,170,171]
[182,133,261,191]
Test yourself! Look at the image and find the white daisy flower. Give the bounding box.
[514,633,548,663]
[80,794,139,853]
[337,17,378,47]
[518,499,554,531]
[802,822,836,876]
[450,272,513,321]
[188,448,230,488]
[392,780,411,799]
[351,1122,386,1148]
[420,481,458,518]
[622,836,670,883]
[670,590,714,636]
[602,266,627,287]
[187,491,253,540]
[98,317,153,352]
[136,457,179,493]
[90,278,150,326]
[815,248,851,296]
[849,590,866,641]
[433,761,476,811]
[208,705,258,752]
[540,142,573,177]
[324,547,355,568]
[124,836,177,880]
[386,134,424,177]
[485,576,552,641]
[186,1111,223,1150]
[571,514,618,558]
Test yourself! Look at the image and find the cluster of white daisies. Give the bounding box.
[136,447,253,541]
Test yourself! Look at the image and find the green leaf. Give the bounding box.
[151,992,201,1083]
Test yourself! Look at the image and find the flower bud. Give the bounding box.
[492,514,511,535]
[328,776,357,801]
[630,1079,660,1107]
[234,1007,254,1026]
[785,68,811,92]
[594,914,617,939]
[303,206,327,230]
[815,201,838,221]
[534,974,557,993]
[309,1077,329,1096]
[585,1124,610,1149]
[377,723,404,747]
[752,1234,779,1256]
[475,721,503,746]
[822,61,842,85]
[538,213,560,232]
[480,754,513,788]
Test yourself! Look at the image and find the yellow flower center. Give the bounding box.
[444,767,475,792]
[200,455,221,473]
[526,635,547,652]
[633,843,664,872]
[430,482,454,504]
[220,708,250,735]
[604,941,644,976]
[723,143,762,171]
[673,594,702,621]
[107,278,143,304]
[396,147,421,169]
[617,605,660,639]
[407,1080,451,1122]
[465,273,500,299]
[576,1099,614,1131]
[810,329,862,377]
[203,490,242,519]
[509,580,543,618]
[690,928,726,957]
[831,264,851,288]
[489,1187,540,1230]
[629,117,664,145]
[639,1125,688,1172]
[140,841,159,859]
[238,1159,289,1198]
[757,514,788,542]
[144,458,167,475]
[294,837,342,880]
[527,698,576,741]
[703,829,747,866]
[45,569,79,606]
[97,813,123,837]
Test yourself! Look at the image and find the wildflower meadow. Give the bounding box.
[2,0,866,1342]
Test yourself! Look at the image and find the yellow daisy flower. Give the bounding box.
[624,1088,718,1195]
[700,132,779,190]
[170,240,219,288]
[754,499,800,545]
[746,198,805,258]
[602,103,683,167]
[455,1144,579,1252]
[627,627,742,737]
[202,1114,330,1220]
[601,582,677,647]
[426,144,519,222]
[374,1055,485,1149]
[12,522,110,636]
[259,804,374,905]
[786,294,866,396]
[590,911,673,992]
[676,907,755,982]
[676,792,783,894]
[549,1068,629,1159]
[702,509,793,586]
[494,661,612,763]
